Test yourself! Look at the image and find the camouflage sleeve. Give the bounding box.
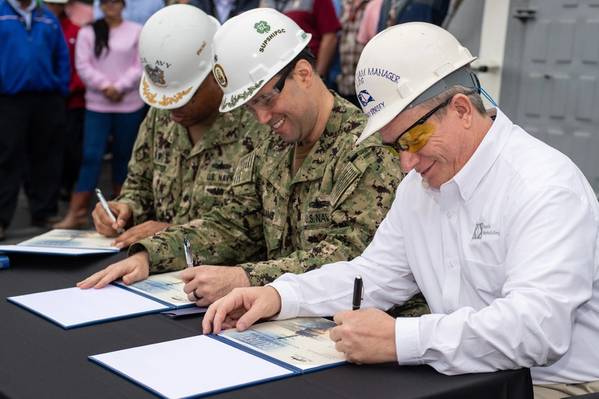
[131,151,267,274]
[116,109,157,225]
[239,144,403,286]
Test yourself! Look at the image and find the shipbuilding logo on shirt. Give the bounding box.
[472,222,500,240]
[472,223,484,239]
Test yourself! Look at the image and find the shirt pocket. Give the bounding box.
[461,258,506,302]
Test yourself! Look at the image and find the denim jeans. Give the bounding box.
[74,108,146,193]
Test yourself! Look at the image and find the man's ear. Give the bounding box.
[452,94,473,129]
[293,59,314,88]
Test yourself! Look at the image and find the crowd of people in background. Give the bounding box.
[0,0,452,240]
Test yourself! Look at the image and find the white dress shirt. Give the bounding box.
[270,108,599,384]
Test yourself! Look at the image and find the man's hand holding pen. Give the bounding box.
[329,275,397,364]
[180,237,251,307]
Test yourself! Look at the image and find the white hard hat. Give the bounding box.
[355,22,477,144]
[138,4,220,109]
[212,8,312,112]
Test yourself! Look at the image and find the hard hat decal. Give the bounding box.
[355,67,400,87]
[142,78,157,105]
[365,101,385,117]
[357,90,374,107]
[258,28,287,53]
[213,64,228,88]
[222,80,264,110]
[197,41,207,56]
[158,86,193,107]
[144,65,167,88]
[254,21,271,34]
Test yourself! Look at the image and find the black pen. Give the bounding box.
[352,275,363,310]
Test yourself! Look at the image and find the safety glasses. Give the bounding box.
[245,66,292,111]
[388,96,452,155]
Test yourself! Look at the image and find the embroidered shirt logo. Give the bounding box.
[472,222,500,240]
[472,223,484,239]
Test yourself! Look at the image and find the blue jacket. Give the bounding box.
[0,1,70,95]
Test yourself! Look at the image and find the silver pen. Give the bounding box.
[183,237,194,268]
[95,188,125,234]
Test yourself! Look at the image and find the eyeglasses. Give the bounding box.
[388,96,452,154]
[245,66,292,111]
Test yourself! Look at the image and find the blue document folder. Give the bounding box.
[7,271,197,328]
[90,318,345,399]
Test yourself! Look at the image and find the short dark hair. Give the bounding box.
[276,46,316,80]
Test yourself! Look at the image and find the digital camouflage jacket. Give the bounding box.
[133,94,403,285]
[117,106,269,226]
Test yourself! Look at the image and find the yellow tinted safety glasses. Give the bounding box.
[388,96,452,155]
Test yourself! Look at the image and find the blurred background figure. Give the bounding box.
[358,0,450,44]
[259,0,341,78]
[54,0,144,229]
[168,0,258,23]
[335,0,368,106]
[0,0,70,241]
[93,0,163,24]
[44,0,88,204]
[66,0,93,26]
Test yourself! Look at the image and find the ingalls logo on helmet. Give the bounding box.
[357,90,374,107]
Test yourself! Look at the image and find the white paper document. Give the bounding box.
[90,335,293,399]
[0,229,119,255]
[8,286,169,328]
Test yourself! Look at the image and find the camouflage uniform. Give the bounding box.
[132,93,398,278]
[133,95,430,317]
[116,106,268,225]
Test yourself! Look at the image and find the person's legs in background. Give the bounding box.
[60,107,85,201]
[110,107,145,197]
[0,95,29,240]
[54,110,112,229]
[26,93,66,227]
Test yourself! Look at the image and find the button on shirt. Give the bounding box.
[271,108,599,384]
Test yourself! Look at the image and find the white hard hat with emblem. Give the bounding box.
[212,8,311,113]
[138,4,220,110]
[354,22,477,145]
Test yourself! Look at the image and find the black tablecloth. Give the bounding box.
[0,253,533,399]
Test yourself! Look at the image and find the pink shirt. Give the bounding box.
[357,0,381,45]
[75,20,144,113]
